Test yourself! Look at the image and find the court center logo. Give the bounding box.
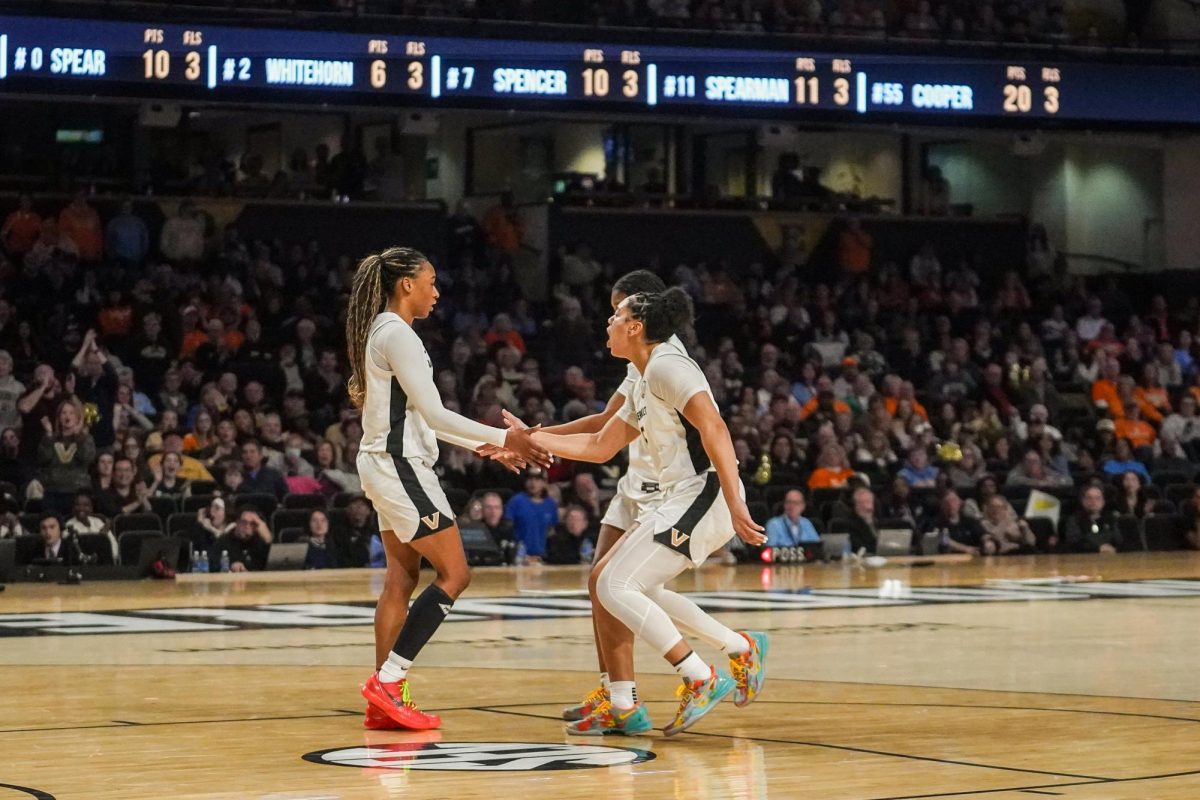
[304,741,655,771]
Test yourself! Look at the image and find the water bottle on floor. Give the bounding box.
[516,540,527,566]
[219,550,231,573]
[579,538,595,564]
[196,549,209,574]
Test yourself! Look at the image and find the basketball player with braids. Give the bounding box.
[346,247,549,730]
[495,270,683,726]
[526,288,769,736]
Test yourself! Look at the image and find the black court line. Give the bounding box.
[1020,791,1064,796]
[473,706,1111,782]
[745,699,1200,725]
[0,710,362,735]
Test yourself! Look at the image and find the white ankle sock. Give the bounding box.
[609,681,637,710]
[672,651,710,684]
[721,631,750,655]
[378,652,412,683]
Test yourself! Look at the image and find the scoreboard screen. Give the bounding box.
[1,14,1197,125]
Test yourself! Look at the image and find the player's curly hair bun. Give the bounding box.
[628,286,694,344]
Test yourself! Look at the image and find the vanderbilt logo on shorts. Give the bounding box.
[654,526,693,557]
[420,512,442,530]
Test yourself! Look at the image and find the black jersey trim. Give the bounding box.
[653,473,720,559]
[675,411,712,475]
[386,377,451,539]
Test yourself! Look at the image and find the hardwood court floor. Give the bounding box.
[3,552,1200,800]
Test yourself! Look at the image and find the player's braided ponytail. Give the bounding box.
[345,247,428,408]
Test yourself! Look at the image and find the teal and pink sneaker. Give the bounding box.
[562,685,608,722]
[662,668,735,737]
[565,701,654,736]
[729,630,769,707]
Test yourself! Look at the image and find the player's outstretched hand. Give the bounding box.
[501,409,529,430]
[731,500,766,546]
[474,444,527,474]
[503,425,552,469]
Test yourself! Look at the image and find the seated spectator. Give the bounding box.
[1064,485,1123,553]
[147,432,214,482]
[303,509,339,570]
[927,489,986,556]
[545,506,597,565]
[945,445,987,490]
[313,439,361,494]
[808,443,855,489]
[854,429,898,472]
[766,433,805,488]
[564,472,603,525]
[63,490,116,563]
[238,438,288,498]
[182,410,216,456]
[1153,436,1193,478]
[1113,402,1152,453]
[878,475,926,528]
[150,451,191,498]
[1,193,41,257]
[333,496,377,568]
[505,468,558,561]
[29,513,82,566]
[58,191,103,262]
[1160,395,1200,460]
[196,496,234,543]
[898,446,939,488]
[95,456,150,518]
[1005,451,1074,490]
[214,507,272,572]
[765,489,821,547]
[836,485,879,554]
[979,495,1036,555]
[1184,488,1200,550]
[1101,439,1152,484]
[478,491,515,554]
[1112,470,1152,518]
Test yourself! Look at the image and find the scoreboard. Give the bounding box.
[1,14,1197,125]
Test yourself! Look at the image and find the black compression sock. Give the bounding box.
[392,584,455,661]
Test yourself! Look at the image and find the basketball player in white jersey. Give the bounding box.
[496,270,682,724]
[345,247,548,730]
[527,288,769,736]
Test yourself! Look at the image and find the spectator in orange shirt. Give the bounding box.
[1115,375,1160,424]
[1091,358,1122,417]
[1114,403,1157,450]
[1135,364,1171,421]
[179,306,208,359]
[881,375,930,421]
[837,217,873,275]
[799,376,850,423]
[807,443,856,489]
[483,191,523,263]
[1,193,42,256]
[483,313,527,354]
[58,191,104,262]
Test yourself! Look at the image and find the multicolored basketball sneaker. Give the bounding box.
[360,674,442,730]
[728,630,769,707]
[662,667,735,737]
[565,701,654,736]
[562,684,608,722]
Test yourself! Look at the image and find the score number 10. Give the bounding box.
[793,75,851,106]
[582,67,640,98]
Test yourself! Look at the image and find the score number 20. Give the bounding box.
[1003,83,1059,114]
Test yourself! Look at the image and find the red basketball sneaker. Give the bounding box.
[361,674,442,730]
[363,704,402,730]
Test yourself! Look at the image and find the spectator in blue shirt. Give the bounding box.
[898,446,939,488]
[505,468,558,559]
[765,489,821,547]
[1101,438,1152,484]
[105,199,150,267]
